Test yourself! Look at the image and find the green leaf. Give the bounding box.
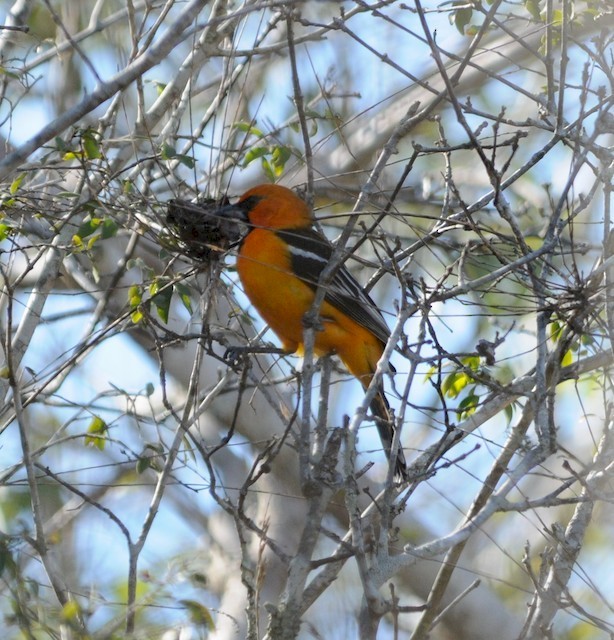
[443,371,471,398]
[77,217,101,239]
[175,282,193,314]
[551,8,564,25]
[136,456,151,475]
[504,403,514,424]
[150,278,172,324]
[85,416,107,450]
[261,157,275,182]
[271,146,291,176]
[55,136,71,154]
[452,3,473,34]
[549,320,563,342]
[101,218,118,239]
[9,173,25,195]
[561,349,573,367]
[243,146,270,167]
[128,284,142,308]
[153,80,167,95]
[60,600,81,622]
[0,224,10,242]
[180,599,215,631]
[524,0,542,20]
[160,142,176,161]
[82,129,102,159]
[458,393,480,419]
[176,153,195,169]
[461,355,480,371]
[233,121,264,138]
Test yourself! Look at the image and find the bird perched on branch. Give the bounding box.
[216,184,407,481]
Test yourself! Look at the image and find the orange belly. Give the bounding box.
[237,229,384,388]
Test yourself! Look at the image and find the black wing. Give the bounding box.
[276,228,391,345]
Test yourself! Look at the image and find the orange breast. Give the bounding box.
[237,228,385,387]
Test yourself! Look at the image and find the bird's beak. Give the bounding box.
[215,202,248,223]
[213,203,249,243]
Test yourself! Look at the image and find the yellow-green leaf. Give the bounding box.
[180,599,215,631]
[85,415,107,450]
[443,371,471,398]
[9,173,25,195]
[82,130,102,159]
[561,349,573,367]
[60,600,81,622]
[151,283,172,324]
[524,0,541,20]
[128,285,142,307]
[458,393,479,419]
[175,282,193,314]
[452,3,473,34]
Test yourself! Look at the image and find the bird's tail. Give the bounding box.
[368,385,408,482]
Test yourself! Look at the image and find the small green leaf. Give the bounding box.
[271,146,291,176]
[458,393,479,419]
[452,3,473,34]
[0,224,10,241]
[243,146,269,167]
[551,8,564,25]
[524,0,541,20]
[160,142,176,161]
[233,121,264,138]
[549,320,563,342]
[82,129,102,159]
[77,217,100,239]
[55,137,71,153]
[175,282,193,314]
[153,80,167,95]
[504,403,514,424]
[524,235,543,250]
[461,355,480,371]
[60,600,81,622]
[85,415,107,450]
[101,218,118,239]
[176,153,195,169]
[9,173,25,195]
[261,157,275,182]
[180,599,215,631]
[128,284,142,307]
[136,456,151,475]
[561,349,573,367]
[150,278,172,324]
[131,309,144,324]
[63,150,83,161]
[443,371,471,398]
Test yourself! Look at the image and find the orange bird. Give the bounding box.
[219,184,407,480]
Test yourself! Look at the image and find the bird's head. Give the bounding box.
[217,184,313,231]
